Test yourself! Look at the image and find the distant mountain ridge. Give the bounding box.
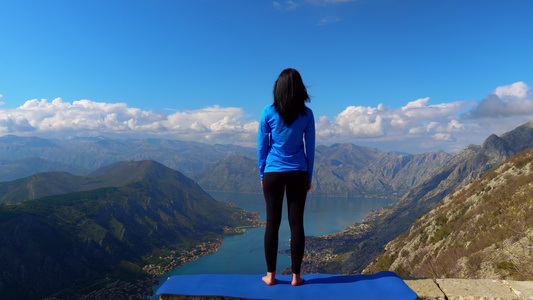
[0,135,451,198]
[0,160,257,299]
[312,144,450,197]
[195,143,451,198]
[0,135,255,178]
[0,159,192,204]
[329,120,533,273]
[193,155,261,193]
[0,157,89,182]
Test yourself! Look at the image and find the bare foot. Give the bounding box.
[291,274,305,286]
[262,272,276,285]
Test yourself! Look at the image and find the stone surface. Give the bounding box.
[404,279,446,300]
[505,280,533,299]
[436,279,519,300]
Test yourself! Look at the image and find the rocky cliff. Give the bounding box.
[328,120,533,273]
[366,148,533,280]
[313,144,451,197]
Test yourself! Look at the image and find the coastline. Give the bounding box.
[72,240,226,299]
[76,206,266,299]
[78,198,392,298]
[143,239,224,276]
[280,206,393,275]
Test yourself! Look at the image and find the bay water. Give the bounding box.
[150,192,396,297]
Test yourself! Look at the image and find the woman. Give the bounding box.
[257,68,315,286]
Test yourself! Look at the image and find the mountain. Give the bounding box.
[0,135,450,197]
[0,171,87,204]
[0,135,255,178]
[312,144,450,197]
[0,160,257,299]
[193,155,261,193]
[0,157,89,182]
[194,143,451,198]
[365,148,533,280]
[0,159,204,204]
[327,120,533,273]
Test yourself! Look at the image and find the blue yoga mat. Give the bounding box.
[156,271,417,300]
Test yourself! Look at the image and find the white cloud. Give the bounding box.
[0,114,36,133]
[0,98,258,146]
[466,82,533,119]
[432,133,455,142]
[315,81,533,153]
[273,1,298,10]
[493,81,529,99]
[316,98,473,143]
[1,81,532,154]
[286,0,298,10]
[334,105,385,137]
[447,119,465,132]
[318,16,340,26]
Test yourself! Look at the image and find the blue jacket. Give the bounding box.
[257,104,315,183]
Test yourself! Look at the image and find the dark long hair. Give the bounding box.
[273,68,310,125]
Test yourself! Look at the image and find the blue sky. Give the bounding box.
[1,0,533,153]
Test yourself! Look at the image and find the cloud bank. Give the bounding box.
[1,82,532,153]
[316,81,533,153]
[0,98,259,146]
[465,82,533,118]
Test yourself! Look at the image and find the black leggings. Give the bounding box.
[262,171,308,274]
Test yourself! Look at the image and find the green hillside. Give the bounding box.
[0,159,207,204]
[0,157,89,182]
[0,160,258,299]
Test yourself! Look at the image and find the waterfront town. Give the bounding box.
[281,206,393,275]
[74,205,265,299]
[73,204,389,299]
